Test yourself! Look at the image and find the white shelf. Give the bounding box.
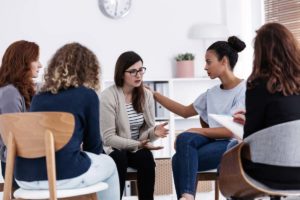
[170,77,211,82]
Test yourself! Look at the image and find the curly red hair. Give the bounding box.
[0,40,39,109]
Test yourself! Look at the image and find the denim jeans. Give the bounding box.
[226,139,239,151]
[172,132,230,199]
[16,152,120,200]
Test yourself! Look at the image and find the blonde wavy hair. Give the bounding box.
[41,42,101,94]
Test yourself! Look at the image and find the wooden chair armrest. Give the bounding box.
[219,142,263,199]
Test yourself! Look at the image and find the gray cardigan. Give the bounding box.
[0,84,26,161]
[100,85,157,154]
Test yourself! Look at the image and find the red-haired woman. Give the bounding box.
[0,40,42,183]
[234,22,300,189]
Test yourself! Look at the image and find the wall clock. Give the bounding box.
[98,0,132,19]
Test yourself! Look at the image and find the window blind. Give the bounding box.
[264,0,300,40]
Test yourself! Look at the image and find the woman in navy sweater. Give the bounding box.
[14,42,119,200]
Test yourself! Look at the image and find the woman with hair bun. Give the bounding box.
[150,36,247,200]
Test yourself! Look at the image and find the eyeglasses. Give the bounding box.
[125,67,146,77]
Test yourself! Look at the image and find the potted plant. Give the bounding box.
[175,53,195,78]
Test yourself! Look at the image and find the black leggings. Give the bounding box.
[109,148,156,200]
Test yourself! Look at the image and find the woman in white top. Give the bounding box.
[100,51,168,200]
[152,36,246,200]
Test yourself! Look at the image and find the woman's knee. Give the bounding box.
[176,132,197,148]
[175,132,211,152]
[109,149,128,168]
[86,153,118,181]
[92,154,116,169]
[136,149,155,168]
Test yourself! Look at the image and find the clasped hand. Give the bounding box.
[139,122,169,150]
[139,139,164,150]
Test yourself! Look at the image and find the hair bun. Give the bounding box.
[228,36,246,52]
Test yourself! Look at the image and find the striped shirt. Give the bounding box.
[125,103,144,140]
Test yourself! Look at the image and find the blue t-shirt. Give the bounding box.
[193,80,246,128]
[15,86,102,181]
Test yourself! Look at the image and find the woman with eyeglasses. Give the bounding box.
[100,51,168,200]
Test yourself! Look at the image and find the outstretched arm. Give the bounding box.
[153,91,197,118]
[186,127,234,139]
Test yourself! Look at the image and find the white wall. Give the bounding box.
[0,0,264,81]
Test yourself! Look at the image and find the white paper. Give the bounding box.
[208,114,244,139]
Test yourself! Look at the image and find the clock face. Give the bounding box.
[98,0,132,19]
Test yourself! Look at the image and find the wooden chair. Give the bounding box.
[197,170,219,200]
[197,117,219,200]
[219,120,300,200]
[0,112,108,200]
[0,167,4,192]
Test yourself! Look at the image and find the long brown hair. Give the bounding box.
[114,51,145,113]
[248,23,300,95]
[0,40,39,109]
[41,42,101,94]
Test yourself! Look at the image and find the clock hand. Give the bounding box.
[114,0,118,17]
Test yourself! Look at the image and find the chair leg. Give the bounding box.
[270,196,281,200]
[215,180,219,200]
[60,193,98,200]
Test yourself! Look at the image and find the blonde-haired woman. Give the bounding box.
[14,42,119,200]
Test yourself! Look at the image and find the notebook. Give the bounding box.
[208,114,244,139]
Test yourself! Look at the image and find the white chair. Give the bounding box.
[0,112,108,200]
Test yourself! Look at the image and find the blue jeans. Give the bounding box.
[172,132,230,199]
[226,139,239,151]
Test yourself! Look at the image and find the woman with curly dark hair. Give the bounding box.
[0,40,41,181]
[14,42,119,200]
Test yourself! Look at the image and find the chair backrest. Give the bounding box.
[244,119,300,167]
[0,112,75,200]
